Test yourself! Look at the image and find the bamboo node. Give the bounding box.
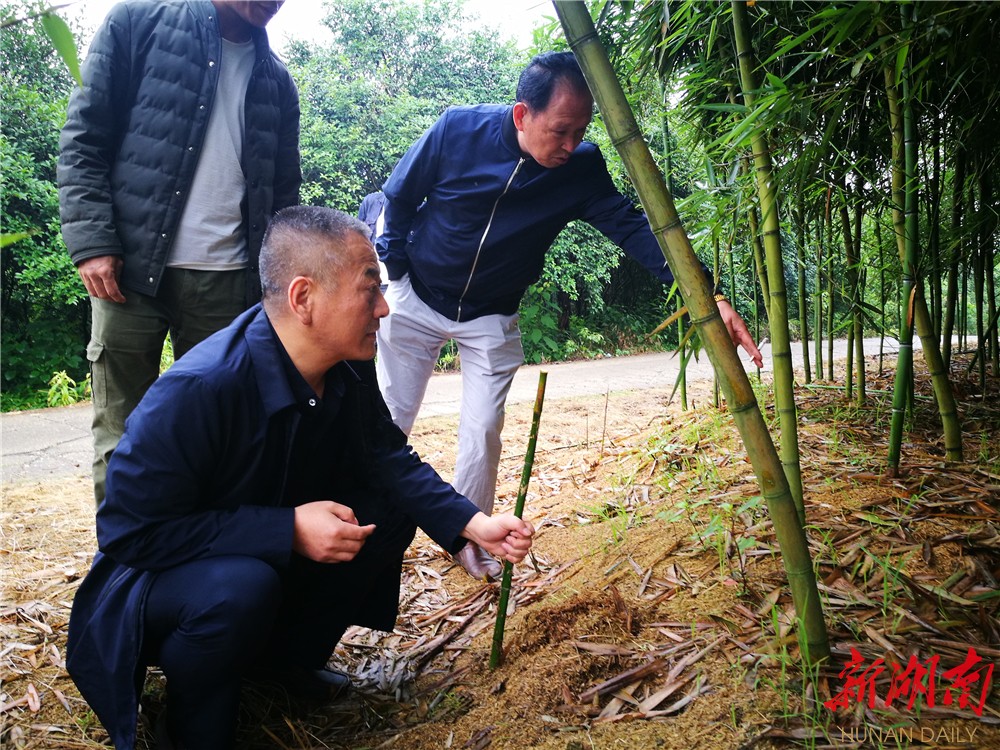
[650,218,684,234]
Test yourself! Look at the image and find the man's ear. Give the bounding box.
[287,276,314,325]
[512,101,528,131]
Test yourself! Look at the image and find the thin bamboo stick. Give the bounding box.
[490,371,547,669]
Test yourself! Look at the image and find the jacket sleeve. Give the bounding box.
[356,368,479,552]
[378,110,449,281]
[57,2,134,265]
[578,148,714,290]
[272,68,301,212]
[96,372,295,572]
[377,440,479,554]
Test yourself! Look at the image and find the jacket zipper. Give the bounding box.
[456,157,525,322]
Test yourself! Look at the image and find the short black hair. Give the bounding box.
[259,206,369,307]
[515,51,590,111]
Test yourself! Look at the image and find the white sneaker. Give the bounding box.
[454,543,502,581]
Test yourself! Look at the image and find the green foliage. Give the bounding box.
[517,277,677,365]
[542,220,622,309]
[285,0,523,212]
[517,282,563,364]
[38,11,81,86]
[1,0,78,98]
[563,320,609,359]
[46,369,90,407]
[160,336,175,375]
[2,2,89,409]
[585,495,646,547]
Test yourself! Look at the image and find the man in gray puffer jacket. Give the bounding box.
[58,0,301,505]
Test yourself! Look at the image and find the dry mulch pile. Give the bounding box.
[2,351,999,749]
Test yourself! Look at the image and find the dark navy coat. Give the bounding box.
[66,305,478,748]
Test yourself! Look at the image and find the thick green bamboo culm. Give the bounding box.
[731,0,804,523]
[553,1,829,663]
[490,371,547,670]
[883,16,963,471]
[885,49,917,473]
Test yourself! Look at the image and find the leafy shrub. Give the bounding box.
[2,4,89,410]
[518,282,564,364]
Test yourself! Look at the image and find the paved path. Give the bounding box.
[1,337,898,486]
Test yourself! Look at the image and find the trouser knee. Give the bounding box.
[144,558,282,750]
[144,557,282,671]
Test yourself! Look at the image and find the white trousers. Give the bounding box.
[376,275,523,515]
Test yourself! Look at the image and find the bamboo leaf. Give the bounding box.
[696,103,746,113]
[764,72,786,92]
[41,12,82,87]
[0,232,35,248]
[894,42,909,87]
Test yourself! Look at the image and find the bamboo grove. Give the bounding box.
[584,0,1000,475]
[554,0,1000,665]
[555,2,831,664]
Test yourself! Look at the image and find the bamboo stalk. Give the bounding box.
[814,211,824,379]
[883,10,963,470]
[852,199,867,405]
[885,42,916,473]
[490,371,547,669]
[826,199,835,381]
[731,0,804,521]
[795,189,811,384]
[942,147,965,370]
[876,213,886,376]
[554,1,828,663]
[839,184,857,402]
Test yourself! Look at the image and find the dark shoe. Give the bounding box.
[306,666,352,701]
[260,664,352,702]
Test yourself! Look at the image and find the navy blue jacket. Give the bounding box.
[379,104,688,322]
[66,305,478,749]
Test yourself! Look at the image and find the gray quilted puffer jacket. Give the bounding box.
[58,0,301,304]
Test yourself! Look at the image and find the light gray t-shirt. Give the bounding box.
[168,38,256,270]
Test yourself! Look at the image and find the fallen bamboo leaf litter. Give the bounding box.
[2,356,999,749]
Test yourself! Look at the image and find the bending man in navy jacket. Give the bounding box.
[66,206,535,750]
[376,51,762,580]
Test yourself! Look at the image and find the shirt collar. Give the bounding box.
[501,105,524,159]
[243,304,367,415]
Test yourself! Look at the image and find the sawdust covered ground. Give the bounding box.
[2,355,999,749]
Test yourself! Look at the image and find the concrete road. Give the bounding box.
[1,336,898,486]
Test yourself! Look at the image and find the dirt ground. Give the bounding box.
[2,357,999,749]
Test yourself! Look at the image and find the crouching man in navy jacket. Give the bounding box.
[66,206,535,750]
